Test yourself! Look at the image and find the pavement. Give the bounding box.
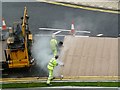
[1,76,118,84]
[36,0,119,10]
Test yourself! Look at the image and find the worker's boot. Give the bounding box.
[47,83,52,86]
[37,77,40,79]
[51,77,55,81]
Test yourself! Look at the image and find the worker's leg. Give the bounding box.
[51,47,57,56]
[53,48,57,56]
[51,48,54,55]
[47,69,53,84]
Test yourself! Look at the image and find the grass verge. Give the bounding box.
[1,82,119,89]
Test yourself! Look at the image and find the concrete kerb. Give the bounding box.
[1,76,119,84]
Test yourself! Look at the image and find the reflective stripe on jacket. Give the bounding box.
[47,58,58,70]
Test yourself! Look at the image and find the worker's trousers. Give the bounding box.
[47,69,53,84]
[51,48,57,56]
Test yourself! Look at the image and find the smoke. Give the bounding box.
[32,36,53,72]
[32,35,64,77]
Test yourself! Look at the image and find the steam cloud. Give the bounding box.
[32,36,52,72]
[32,35,63,77]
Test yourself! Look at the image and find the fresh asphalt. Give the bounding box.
[2,2,118,37]
[2,2,119,78]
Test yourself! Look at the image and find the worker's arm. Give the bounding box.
[52,59,58,67]
[55,39,58,47]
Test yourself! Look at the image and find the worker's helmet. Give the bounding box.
[52,34,55,38]
[9,28,13,33]
[55,55,59,59]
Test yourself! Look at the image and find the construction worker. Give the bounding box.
[46,55,59,85]
[7,28,15,48]
[50,34,58,56]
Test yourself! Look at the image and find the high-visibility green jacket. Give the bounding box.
[50,39,58,50]
[47,58,58,70]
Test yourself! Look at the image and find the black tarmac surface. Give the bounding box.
[2,2,119,37]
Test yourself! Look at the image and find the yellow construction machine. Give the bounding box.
[2,7,35,70]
